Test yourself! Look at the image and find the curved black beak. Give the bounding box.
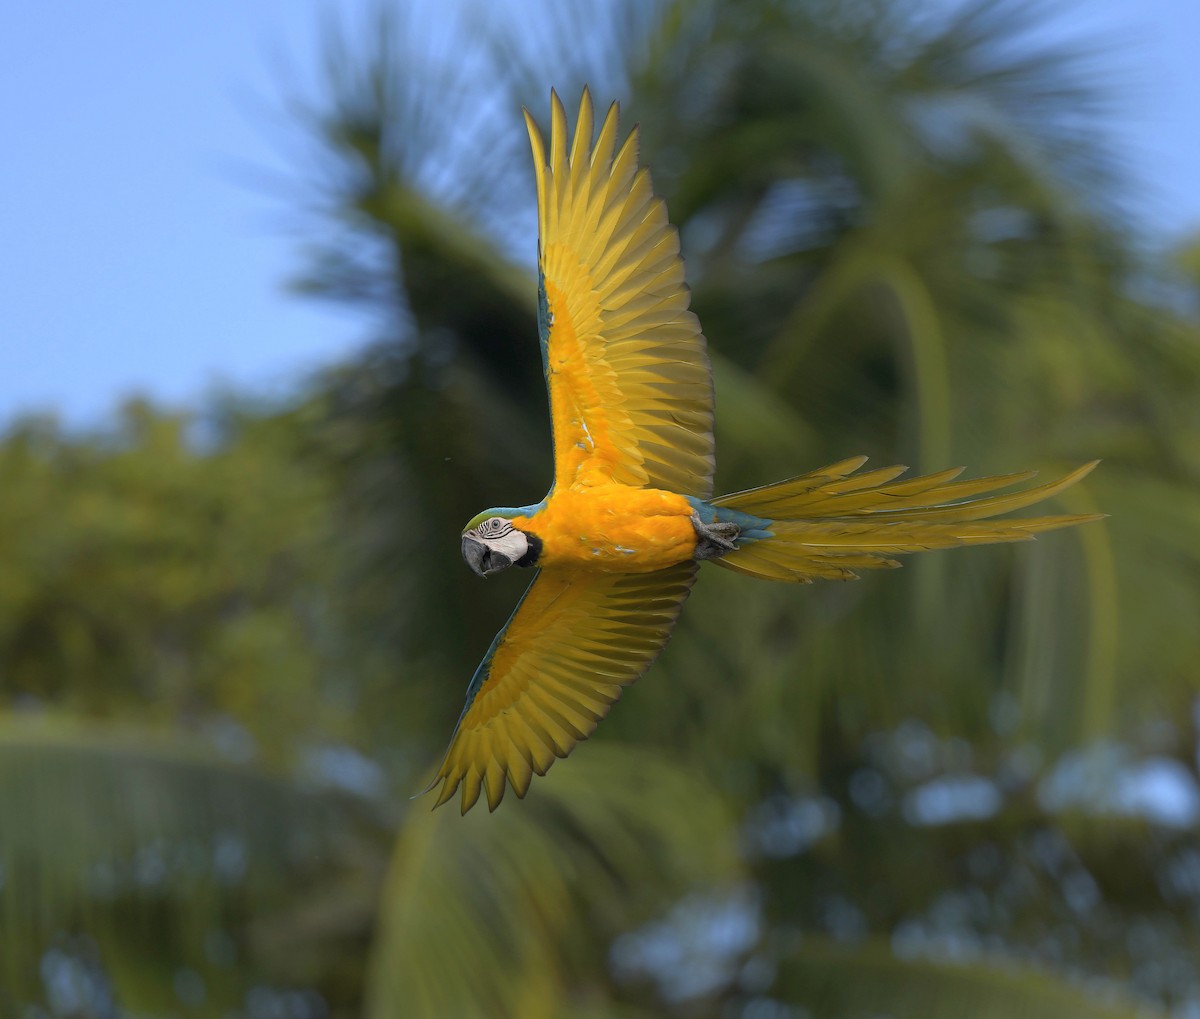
[461,535,513,578]
[462,535,487,577]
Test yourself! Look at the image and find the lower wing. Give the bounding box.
[426,562,697,814]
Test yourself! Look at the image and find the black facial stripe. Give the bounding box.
[516,531,542,568]
[479,518,513,538]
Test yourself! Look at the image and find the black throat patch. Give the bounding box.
[516,531,542,568]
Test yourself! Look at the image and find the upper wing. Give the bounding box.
[525,88,715,498]
[428,561,697,814]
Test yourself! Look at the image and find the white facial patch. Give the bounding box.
[468,517,529,563]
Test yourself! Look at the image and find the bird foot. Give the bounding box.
[690,513,741,560]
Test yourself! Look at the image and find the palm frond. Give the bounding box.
[775,937,1162,1018]
[364,745,739,1019]
[0,717,348,993]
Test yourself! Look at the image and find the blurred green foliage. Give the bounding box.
[3,1,1200,1016]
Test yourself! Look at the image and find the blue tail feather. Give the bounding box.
[683,496,774,547]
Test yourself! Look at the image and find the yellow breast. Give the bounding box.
[513,485,697,573]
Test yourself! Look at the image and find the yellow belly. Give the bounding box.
[512,485,698,573]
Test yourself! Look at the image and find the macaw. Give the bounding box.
[428,88,1099,814]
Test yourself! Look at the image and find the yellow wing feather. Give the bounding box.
[428,562,697,814]
[525,88,715,497]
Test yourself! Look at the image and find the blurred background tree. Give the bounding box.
[3,0,1199,1016]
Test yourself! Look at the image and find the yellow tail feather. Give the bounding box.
[711,460,1102,584]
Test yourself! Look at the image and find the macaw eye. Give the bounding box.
[479,517,513,539]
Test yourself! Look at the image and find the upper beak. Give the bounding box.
[461,535,512,578]
[462,535,487,577]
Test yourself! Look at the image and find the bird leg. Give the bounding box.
[690,513,741,560]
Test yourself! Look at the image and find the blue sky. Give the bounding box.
[2,1,1198,426]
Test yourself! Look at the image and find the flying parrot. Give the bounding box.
[428,88,1100,814]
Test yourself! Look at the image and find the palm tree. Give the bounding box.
[286,0,1200,1014]
[4,1,1198,1016]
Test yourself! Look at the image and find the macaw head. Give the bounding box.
[461,511,540,577]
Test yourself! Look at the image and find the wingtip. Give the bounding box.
[412,769,440,801]
[435,781,459,811]
[415,764,462,811]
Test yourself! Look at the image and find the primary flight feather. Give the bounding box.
[429,87,1100,814]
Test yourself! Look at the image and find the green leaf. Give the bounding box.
[774,937,1161,1019]
[365,745,740,1019]
[0,716,345,998]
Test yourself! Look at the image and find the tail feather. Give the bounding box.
[798,468,1036,516]
[708,459,1102,584]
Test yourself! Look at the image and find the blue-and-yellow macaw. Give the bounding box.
[429,88,1099,814]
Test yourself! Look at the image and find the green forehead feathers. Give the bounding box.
[462,508,519,533]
